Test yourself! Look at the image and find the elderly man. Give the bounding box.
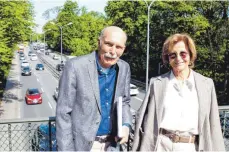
[56,26,132,151]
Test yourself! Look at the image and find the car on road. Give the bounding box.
[21,61,30,69]
[33,46,37,50]
[28,51,33,56]
[19,51,24,55]
[20,56,26,60]
[130,84,139,96]
[36,63,44,70]
[25,88,42,105]
[30,54,38,61]
[53,86,59,100]
[40,47,45,52]
[20,54,26,60]
[52,55,60,60]
[21,66,32,76]
[32,123,56,151]
[45,51,49,55]
[56,63,64,71]
[20,53,25,57]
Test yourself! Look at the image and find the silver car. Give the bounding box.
[53,86,59,100]
[130,84,139,96]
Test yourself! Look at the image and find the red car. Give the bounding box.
[25,88,42,105]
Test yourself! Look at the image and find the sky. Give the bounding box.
[31,0,108,33]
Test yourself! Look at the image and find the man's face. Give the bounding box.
[98,30,126,68]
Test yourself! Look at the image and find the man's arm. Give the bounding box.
[120,64,132,144]
[56,60,77,151]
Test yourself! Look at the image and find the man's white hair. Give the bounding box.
[99,26,127,44]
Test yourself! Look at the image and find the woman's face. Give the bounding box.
[168,41,190,73]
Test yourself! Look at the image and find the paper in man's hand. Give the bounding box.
[117,96,122,138]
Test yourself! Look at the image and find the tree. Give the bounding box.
[0,1,34,96]
[105,1,229,105]
[43,0,109,56]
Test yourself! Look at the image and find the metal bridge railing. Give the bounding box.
[219,108,229,151]
[1,109,229,151]
[0,117,56,151]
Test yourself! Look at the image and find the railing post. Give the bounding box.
[8,124,12,151]
[49,121,52,151]
[28,123,32,150]
[223,112,226,136]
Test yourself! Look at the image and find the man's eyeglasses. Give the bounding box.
[167,51,189,60]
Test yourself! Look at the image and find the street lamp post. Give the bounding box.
[50,22,73,62]
[60,26,63,62]
[143,0,155,91]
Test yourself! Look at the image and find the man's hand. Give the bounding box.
[117,126,130,144]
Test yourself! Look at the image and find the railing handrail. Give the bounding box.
[0,117,56,124]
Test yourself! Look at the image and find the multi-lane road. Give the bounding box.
[18,46,145,119]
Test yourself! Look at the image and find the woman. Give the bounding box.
[132,33,225,151]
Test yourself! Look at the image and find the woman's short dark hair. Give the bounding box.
[162,33,197,68]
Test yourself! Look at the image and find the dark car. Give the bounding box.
[21,66,31,76]
[19,51,24,55]
[25,88,42,105]
[56,63,64,71]
[19,52,24,56]
[32,123,57,151]
[219,111,229,139]
[36,64,44,70]
[45,52,49,55]
[33,46,37,50]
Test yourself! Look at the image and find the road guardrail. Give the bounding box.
[36,53,60,79]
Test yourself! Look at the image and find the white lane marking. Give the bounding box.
[37,78,39,82]
[48,102,53,109]
[134,96,143,102]
[41,88,44,92]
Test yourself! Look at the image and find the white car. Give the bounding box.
[53,55,60,60]
[130,84,139,96]
[30,54,38,61]
[20,56,25,60]
[21,61,30,69]
[40,47,45,52]
[53,86,59,100]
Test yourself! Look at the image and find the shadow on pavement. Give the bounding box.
[3,79,22,103]
[4,79,22,91]
[3,92,18,103]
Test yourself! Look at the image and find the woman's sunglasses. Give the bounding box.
[167,51,189,60]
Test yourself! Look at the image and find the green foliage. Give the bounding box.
[41,0,229,104]
[0,1,34,95]
[0,1,34,47]
[69,38,92,56]
[105,1,229,104]
[0,42,12,78]
[43,0,108,56]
